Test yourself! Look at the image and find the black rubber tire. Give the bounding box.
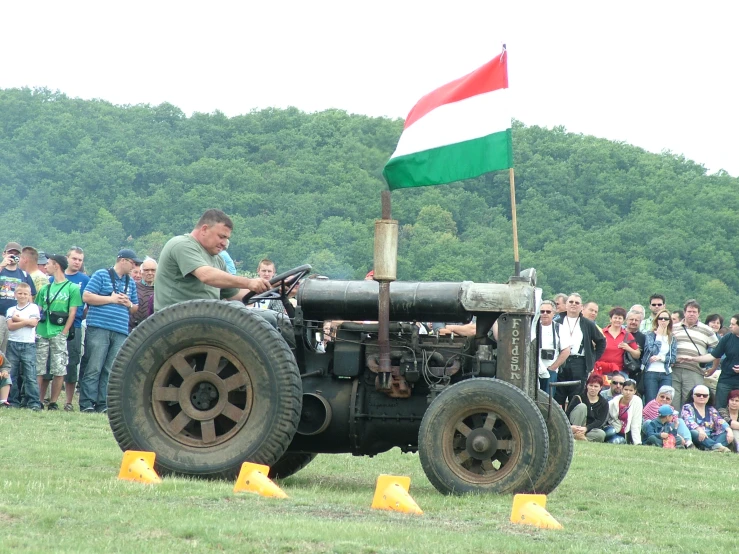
[530,391,574,494]
[268,453,317,479]
[418,378,549,495]
[107,300,302,480]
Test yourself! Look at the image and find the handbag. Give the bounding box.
[663,434,676,449]
[622,333,641,373]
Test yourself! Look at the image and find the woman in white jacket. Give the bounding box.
[605,379,643,444]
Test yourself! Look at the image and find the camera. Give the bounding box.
[541,349,555,361]
[10,255,19,264]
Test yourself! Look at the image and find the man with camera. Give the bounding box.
[35,254,83,411]
[538,300,571,394]
[0,242,37,353]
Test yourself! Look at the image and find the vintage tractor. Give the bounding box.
[107,265,573,495]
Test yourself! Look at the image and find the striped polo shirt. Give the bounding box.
[672,321,719,375]
[85,268,139,335]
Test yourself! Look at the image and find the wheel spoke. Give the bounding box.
[455,421,472,437]
[481,459,495,472]
[169,411,192,434]
[223,373,248,392]
[222,403,244,422]
[483,412,497,430]
[153,386,179,402]
[203,350,220,374]
[172,354,194,379]
[201,419,216,444]
[497,440,512,451]
[456,450,471,465]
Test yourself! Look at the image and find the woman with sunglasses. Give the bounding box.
[641,385,692,447]
[641,308,678,403]
[605,379,643,444]
[680,385,733,452]
[718,389,739,453]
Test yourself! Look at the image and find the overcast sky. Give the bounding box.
[3,1,737,175]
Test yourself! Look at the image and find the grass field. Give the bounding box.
[2,409,737,553]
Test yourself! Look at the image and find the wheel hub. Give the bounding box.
[191,382,219,411]
[466,428,498,460]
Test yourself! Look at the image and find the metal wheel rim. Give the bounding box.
[151,346,254,447]
[440,405,522,485]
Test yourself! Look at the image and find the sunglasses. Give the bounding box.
[568,300,581,305]
[657,317,670,321]
[650,303,664,307]
[694,393,708,398]
[540,310,552,314]
[611,381,625,386]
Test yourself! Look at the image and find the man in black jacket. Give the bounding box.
[555,293,606,408]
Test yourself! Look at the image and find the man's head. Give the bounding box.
[45,254,69,276]
[117,249,143,276]
[629,304,646,320]
[554,293,568,313]
[683,300,701,326]
[19,246,40,272]
[625,310,642,333]
[730,315,739,337]
[141,258,158,286]
[566,293,582,317]
[582,301,599,321]
[131,266,142,283]
[66,247,84,274]
[539,300,556,325]
[609,375,625,395]
[14,282,32,305]
[192,209,233,255]
[671,310,684,324]
[257,259,276,280]
[37,251,48,274]
[3,242,22,269]
[648,294,666,315]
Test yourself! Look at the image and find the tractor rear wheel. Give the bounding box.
[530,391,574,494]
[418,378,549,495]
[268,453,317,479]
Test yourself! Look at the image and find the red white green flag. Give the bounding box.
[383,49,512,191]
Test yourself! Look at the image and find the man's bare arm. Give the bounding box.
[192,266,270,293]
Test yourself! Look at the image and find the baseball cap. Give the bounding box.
[658,405,673,417]
[46,254,69,272]
[117,248,143,264]
[37,251,49,264]
[4,242,21,253]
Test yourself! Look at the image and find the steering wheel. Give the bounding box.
[242,264,312,306]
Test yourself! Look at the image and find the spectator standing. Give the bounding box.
[641,308,677,403]
[641,294,666,333]
[681,314,739,409]
[130,258,157,332]
[594,307,640,378]
[59,246,90,410]
[131,265,142,284]
[37,252,49,275]
[671,300,719,410]
[35,255,82,411]
[671,310,684,325]
[537,300,570,393]
[219,239,237,275]
[552,293,567,322]
[582,301,599,322]
[19,247,49,294]
[0,242,37,353]
[5,282,42,410]
[554,293,606,408]
[79,249,140,413]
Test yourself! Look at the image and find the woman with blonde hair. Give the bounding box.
[641,308,678,403]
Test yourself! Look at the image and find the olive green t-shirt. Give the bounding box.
[154,235,240,311]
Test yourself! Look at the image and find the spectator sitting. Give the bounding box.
[641,308,677,403]
[565,373,608,442]
[600,374,625,401]
[644,404,685,448]
[680,385,732,452]
[605,379,643,445]
[594,307,639,378]
[0,366,11,407]
[5,282,42,410]
[642,385,692,447]
[718,390,739,453]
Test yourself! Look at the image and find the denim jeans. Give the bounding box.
[643,371,672,405]
[690,429,729,450]
[714,381,739,411]
[78,326,127,412]
[6,341,42,409]
[604,426,627,444]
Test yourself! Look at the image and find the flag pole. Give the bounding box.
[509,167,520,276]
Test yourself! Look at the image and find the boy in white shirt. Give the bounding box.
[6,282,42,410]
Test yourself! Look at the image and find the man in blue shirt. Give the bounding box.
[78,249,140,413]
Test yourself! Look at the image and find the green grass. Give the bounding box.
[2,409,737,553]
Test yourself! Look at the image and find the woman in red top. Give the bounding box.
[594,307,641,377]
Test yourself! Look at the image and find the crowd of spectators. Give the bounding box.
[538,292,739,453]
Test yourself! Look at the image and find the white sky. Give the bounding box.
[3,1,738,175]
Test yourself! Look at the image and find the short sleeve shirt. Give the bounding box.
[154,235,239,311]
[35,280,84,339]
[85,269,139,335]
[0,268,37,315]
[712,333,739,385]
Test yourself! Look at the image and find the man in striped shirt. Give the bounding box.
[670,299,719,410]
[78,249,140,413]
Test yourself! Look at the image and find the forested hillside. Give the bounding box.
[1,87,737,321]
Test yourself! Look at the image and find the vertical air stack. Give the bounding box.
[374,190,398,391]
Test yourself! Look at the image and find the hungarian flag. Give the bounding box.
[383,49,512,191]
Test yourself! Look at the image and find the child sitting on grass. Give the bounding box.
[644,404,684,447]
[0,366,11,406]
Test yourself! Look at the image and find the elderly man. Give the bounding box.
[130,257,157,332]
[671,300,719,410]
[155,209,269,311]
[537,300,571,394]
[554,293,606,408]
[625,309,647,379]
